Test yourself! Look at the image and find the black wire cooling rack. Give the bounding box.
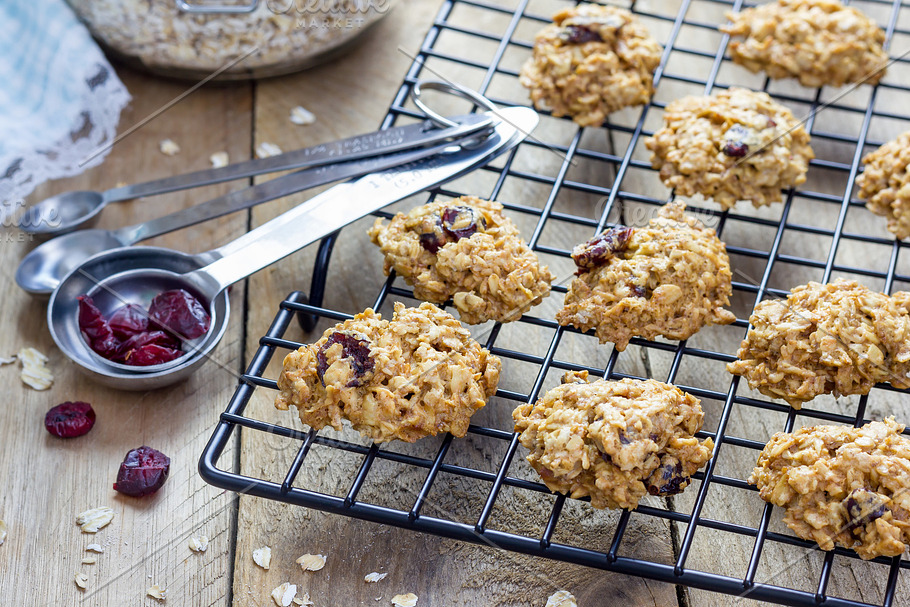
[199,1,910,605]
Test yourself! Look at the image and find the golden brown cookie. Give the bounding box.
[275,302,501,443]
[856,131,910,240]
[368,196,553,325]
[519,3,662,126]
[513,371,714,510]
[721,0,888,88]
[750,418,910,560]
[727,279,910,407]
[556,201,736,351]
[645,87,813,210]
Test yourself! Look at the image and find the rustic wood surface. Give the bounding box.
[1,0,908,605]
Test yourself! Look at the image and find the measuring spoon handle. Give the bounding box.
[112,138,464,245]
[186,107,537,300]
[100,115,492,204]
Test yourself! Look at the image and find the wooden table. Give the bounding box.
[2,0,908,605]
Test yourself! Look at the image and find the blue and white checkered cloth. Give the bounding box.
[0,0,130,211]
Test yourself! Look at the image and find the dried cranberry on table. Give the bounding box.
[113,446,171,497]
[148,289,211,340]
[44,401,96,438]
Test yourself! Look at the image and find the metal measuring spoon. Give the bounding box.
[16,130,485,297]
[47,106,537,390]
[17,114,492,236]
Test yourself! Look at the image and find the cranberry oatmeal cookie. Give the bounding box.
[646,87,813,210]
[275,302,501,443]
[556,201,736,351]
[721,0,888,88]
[751,418,910,560]
[368,196,554,325]
[728,279,910,407]
[856,131,910,240]
[513,371,714,510]
[519,3,662,126]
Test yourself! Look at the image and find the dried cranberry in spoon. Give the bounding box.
[148,289,211,340]
[113,446,170,497]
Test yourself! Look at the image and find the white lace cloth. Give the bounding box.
[0,0,130,219]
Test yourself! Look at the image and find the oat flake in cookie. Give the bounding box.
[519,3,662,126]
[275,302,500,443]
[645,87,813,210]
[728,279,910,407]
[721,0,888,88]
[751,418,910,560]
[857,131,910,240]
[368,196,554,325]
[556,201,736,351]
[513,371,714,510]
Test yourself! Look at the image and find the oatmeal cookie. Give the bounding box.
[513,371,714,510]
[645,87,814,210]
[728,279,910,407]
[556,201,736,351]
[519,4,662,126]
[856,131,910,240]
[750,418,910,560]
[368,196,554,325]
[275,302,501,443]
[721,0,888,88]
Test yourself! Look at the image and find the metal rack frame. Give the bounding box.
[199,1,910,605]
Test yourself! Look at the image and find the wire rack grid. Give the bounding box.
[199,1,910,605]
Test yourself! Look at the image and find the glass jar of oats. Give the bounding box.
[67,0,393,80]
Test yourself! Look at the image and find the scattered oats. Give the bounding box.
[271,582,297,607]
[0,355,15,365]
[81,557,97,565]
[546,590,577,607]
[0,519,6,545]
[188,535,209,553]
[252,546,271,569]
[296,553,326,572]
[256,142,282,159]
[147,584,166,601]
[210,151,229,168]
[74,572,88,590]
[289,106,316,125]
[292,593,314,606]
[75,506,114,533]
[391,593,418,607]
[159,139,180,156]
[85,543,104,553]
[364,572,388,583]
[18,347,53,390]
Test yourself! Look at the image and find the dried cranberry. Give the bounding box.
[44,401,96,438]
[121,342,184,367]
[418,217,450,254]
[646,459,688,496]
[722,124,751,158]
[148,289,211,340]
[108,304,148,340]
[441,206,485,241]
[843,488,889,530]
[722,142,749,157]
[78,295,120,358]
[113,446,170,497]
[630,284,647,298]
[572,226,634,271]
[562,24,603,44]
[766,118,777,128]
[315,331,374,387]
